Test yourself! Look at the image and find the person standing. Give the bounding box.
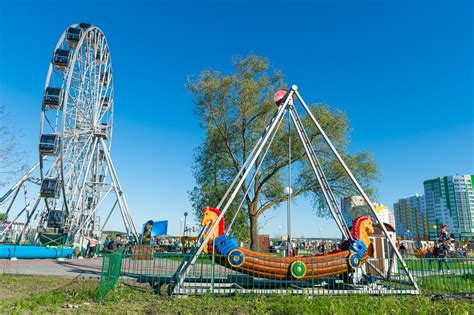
[87,237,98,258]
[437,241,450,272]
[439,224,449,242]
[103,236,111,254]
[426,243,436,271]
[111,234,123,252]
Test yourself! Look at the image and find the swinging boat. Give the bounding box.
[202,207,375,280]
[171,86,417,291]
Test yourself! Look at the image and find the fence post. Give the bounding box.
[211,238,216,296]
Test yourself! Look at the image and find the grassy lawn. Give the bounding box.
[160,254,214,265]
[419,275,473,294]
[400,258,472,271]
[1,274,472,314]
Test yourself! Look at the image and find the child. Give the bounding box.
[439,224,449,242]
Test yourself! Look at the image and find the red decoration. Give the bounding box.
[351,215,373,239]
[203,207,225,236]
[273,89,289,105]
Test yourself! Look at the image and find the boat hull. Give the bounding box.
[214,247,369,280]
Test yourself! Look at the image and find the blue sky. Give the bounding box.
[0,0,472,238]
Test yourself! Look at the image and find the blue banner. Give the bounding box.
[140,220,168,244]
[151,220,168,237]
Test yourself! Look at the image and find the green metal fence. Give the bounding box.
[98,247,473,301]
[98,249,124,301]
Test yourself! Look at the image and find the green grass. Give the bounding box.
[400,258,473,271]
[161,254,214,265]
[1,274,472,314]
[419,275,474,294]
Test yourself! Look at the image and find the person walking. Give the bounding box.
[426,243,436,271]
[437,241,450,272]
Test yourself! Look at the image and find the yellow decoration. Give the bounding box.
[201,208,220,253]
[359,219,374,249]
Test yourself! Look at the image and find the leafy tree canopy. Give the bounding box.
[188,55,378,248]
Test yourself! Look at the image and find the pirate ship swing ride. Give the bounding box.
[171,85,418,292]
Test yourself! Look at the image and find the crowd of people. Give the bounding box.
[269,239,342,256]
[421,241,451,271]
[411,224,472,271]
[74,234,127,258]
[75,223,472,264]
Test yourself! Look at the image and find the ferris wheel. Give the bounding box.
[0,23,138,245]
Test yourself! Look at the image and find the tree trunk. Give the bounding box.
[248,192,260,250]
[249,213,258,250]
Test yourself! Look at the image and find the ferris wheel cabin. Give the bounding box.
[52,49,72,69]
[100,96,111,110]
[95,50,104,64]
[47,210,65,228]
[78,22,91,29]
[100,72,111,86]
[42,87,63,110]
[39,134,60,156]
[65,27,81,47]
[94,122,110,139]
[40,178,60,199]
[65,23,91,48]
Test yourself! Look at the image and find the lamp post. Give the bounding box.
[407,230,410,240]
[284,186,292,256]
[278,226,282,239]
[183,212,188,237]
[179,218,184,253]
[183,212,189,253]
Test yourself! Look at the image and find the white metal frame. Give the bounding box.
[0,23,138,245]
[172,85,418,293]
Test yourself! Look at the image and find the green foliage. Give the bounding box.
[0,213,7,222]
[188,55,379,247]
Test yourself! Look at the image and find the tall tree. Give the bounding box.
[188,55,378,248]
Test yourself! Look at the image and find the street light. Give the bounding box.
[278,226,282,238]
[179,218,184,236]
[319,227,322,239]
[183,212,188,237]
[285,186,292,257]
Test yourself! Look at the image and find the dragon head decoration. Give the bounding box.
[201,207,225,253]
[351,215,374,249]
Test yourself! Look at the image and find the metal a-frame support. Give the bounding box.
[292,87,418,291]
[71,137,139,241]
[171,84,419,293]
[0,137,139,245]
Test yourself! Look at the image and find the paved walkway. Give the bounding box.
[0,258,103,278]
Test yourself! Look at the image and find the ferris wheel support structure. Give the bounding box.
[0,23,138,245]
